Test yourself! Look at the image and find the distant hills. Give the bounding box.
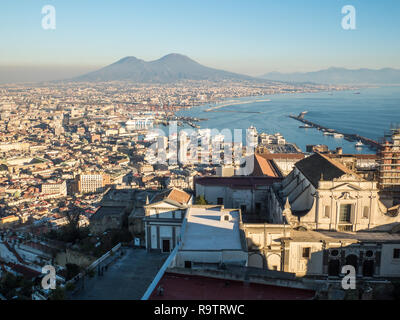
[70,56,400,85]
[260,67,400,85]
[73,53,257,83]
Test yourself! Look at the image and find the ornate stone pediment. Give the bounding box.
[336,192,357,200]
[329,182,362,191]
[333,174,362,182]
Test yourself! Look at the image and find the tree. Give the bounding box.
[65,263,81,281]
[195,195,208,205]
[48,287,65,300]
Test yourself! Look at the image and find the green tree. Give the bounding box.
[65,263,81,281]
[195,195,208,205]
[48,287,65,300]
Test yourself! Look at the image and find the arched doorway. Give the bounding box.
[328,259,340,276]
[266,253,281,271]
[248,253,263,269]
[345,254,358,273]
[363,260,374,277]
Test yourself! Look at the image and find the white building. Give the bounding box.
[173,205,248,269]
[41,180,67,197]
[126,116,154,130]
[144,188,192,252]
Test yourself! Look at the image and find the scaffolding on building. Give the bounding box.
[377,127,400,195]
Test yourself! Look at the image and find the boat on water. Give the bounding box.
[323,131,333,136]
[355,141,365,148]
[299,124,312,128]
[333,133,344,138]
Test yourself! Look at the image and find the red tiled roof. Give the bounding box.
[151,188,191,205]
[195,176,282,189]
[7,263,41,280]
[150,272,315,300]
[253,154,280,177]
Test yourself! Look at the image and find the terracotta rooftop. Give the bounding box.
[195,176,282,189]
[252,154,281,177]
[151,188,191,205]
[150,272,315,300]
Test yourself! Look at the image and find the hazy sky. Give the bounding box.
[1,0,400,82]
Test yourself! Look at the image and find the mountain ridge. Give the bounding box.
[260,67,400,84]
[73,53,258,83]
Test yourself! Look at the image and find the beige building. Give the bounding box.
[0,215,20,228]
[41,180,67,197]
[76,173,110,194]
[89,206,126,234]
[242,224,400,278]
[144,188,192,252]
[269,153,400,232]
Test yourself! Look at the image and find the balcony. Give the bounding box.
[337,224,353,232]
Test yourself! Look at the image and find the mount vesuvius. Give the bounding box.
[72,53,257,83]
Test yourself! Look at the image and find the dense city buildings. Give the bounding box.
[0,79,399,301]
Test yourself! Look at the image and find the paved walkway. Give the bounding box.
[71,248,168,300]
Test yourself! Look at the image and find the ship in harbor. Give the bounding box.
[298,111,308,119]
[355,140,365,148]
[333,133,344,138]
[288,111,381,150]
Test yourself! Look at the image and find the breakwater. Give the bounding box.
[289,114,381,150]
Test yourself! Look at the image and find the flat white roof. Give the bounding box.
[181,206,243,251]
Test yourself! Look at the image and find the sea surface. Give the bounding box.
[171,86,400,154]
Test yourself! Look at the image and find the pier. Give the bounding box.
[204,99,271,112]
[289,113,382,150]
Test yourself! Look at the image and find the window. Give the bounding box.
[302,247,311,259]
[272,266,278,271]
[363,206,369,218]
[217,197,224,205]
[162,239,170,253]
[324,206,330,218]
[339,204,352,223]
[330,249,339,257]
[224,215,230,221]
[393,249,400,259]
[255,203,261,214]
[184,261,192,268]
[365,250,373,258]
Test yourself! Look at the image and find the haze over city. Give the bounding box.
[1,0,400,83]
